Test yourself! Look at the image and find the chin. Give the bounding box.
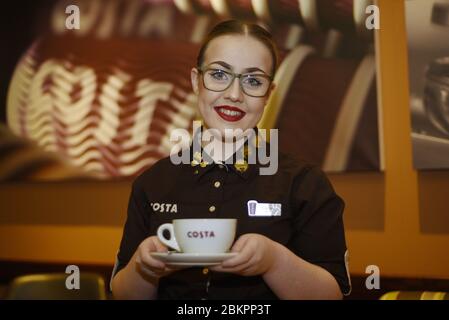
[224,126,254,141]
[204,116,254,138]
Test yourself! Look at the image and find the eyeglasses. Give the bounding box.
[198,66,273,97]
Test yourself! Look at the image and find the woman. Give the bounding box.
[111,20,351,300]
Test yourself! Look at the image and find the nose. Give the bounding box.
[224,77,244,102]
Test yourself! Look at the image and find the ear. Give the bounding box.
[191,67,199,95]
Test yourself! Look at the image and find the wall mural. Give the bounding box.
[1,0,381,181]
[406,0,449,169]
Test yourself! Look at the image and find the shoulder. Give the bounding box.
[276,149,317,179]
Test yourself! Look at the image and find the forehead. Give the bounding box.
[203,34,272,73]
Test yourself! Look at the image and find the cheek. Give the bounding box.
[198,89,220,109]
[246,99,267,116]
[197,91,222,120]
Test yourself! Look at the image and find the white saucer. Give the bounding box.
[150,252,238,266]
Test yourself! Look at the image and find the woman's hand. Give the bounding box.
[134,236,183,279]
[210,233,279,276]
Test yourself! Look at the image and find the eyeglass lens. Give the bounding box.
[202,68,271,97]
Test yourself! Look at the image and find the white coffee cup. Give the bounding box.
[156,219,237,253]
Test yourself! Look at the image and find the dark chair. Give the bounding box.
[6,273,107,300]
[380,291,449,300]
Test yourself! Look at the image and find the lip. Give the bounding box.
[213,105,246,122]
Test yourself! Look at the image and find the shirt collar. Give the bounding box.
[189,126,262,181]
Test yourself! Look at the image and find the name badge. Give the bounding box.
[247,200,281,217]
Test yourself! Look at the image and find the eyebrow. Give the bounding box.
[208,61,269,75]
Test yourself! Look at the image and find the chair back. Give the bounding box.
[6,273,107,300]
[380,291,449,300]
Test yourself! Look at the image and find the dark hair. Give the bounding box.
[197,20,279,76]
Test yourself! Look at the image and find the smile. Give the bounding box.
[214,106,246,122]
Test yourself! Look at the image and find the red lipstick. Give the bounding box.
[214,105,246,122]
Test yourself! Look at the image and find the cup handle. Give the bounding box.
[156,223,180,252]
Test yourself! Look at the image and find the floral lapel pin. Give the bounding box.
[191,151,209,169]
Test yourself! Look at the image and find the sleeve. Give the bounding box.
[288,166,352,296]
[110,180,151,290]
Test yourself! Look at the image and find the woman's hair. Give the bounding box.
[196,20,279,76]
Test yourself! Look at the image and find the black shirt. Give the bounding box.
[112,135,351,299]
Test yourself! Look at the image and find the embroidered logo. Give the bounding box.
[190,151,209,168]
[150,202,178,213]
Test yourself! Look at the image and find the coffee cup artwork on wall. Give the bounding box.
[406,0,449,168]
[151,219,238,266]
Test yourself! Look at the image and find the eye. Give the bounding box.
[243,75,263,87]
[207,69,229,81]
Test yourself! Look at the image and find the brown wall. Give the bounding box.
[1,0,449,279]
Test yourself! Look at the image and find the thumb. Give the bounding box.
[153,237,169,252]
[230,235,249,252]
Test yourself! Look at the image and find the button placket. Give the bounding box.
[207,167,227,215]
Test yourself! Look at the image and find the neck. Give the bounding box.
[201,136,246,163]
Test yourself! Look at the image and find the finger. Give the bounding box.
[140,248,166,270]
[230,235,250,253]
[209,265,229,273]
[223,260,255,275]
[152,237,169,253]
[238,256,259,275]
[220,253,251,269]
[232,255,260,275]
[210,264,238,273]
[211,258,253,274]
[221,241,253,268]
[167,265,188,272]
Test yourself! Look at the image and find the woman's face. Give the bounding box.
[191,34,274,139]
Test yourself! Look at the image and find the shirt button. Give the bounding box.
[202,268,209,275]
[214,181,221,188]
[209,206,216,213]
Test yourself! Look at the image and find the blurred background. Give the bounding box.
[0,0,448,300]
[1,0,380,182]
[406,0,449,169]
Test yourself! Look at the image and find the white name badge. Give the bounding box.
[247,200,281,217]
